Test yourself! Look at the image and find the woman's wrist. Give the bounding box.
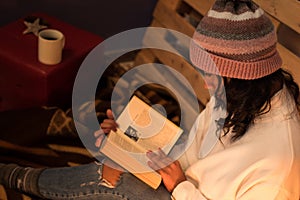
[101,159,123,188]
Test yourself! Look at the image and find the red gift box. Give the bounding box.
[0,13,103,111]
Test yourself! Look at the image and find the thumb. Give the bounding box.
[106,109,115,120]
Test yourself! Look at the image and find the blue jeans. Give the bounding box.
[38,162,171,200]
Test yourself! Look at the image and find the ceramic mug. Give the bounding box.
[38,29,65,65]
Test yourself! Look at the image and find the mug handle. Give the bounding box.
[61,36,65,49]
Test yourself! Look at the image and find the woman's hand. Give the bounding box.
[94,109,118,148]
[95,109,123,187]
[147,148,186,192]
[100,109,118,133]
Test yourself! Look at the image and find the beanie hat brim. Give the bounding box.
[190,40,282,80]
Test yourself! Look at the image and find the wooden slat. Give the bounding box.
[135,49,157,66]
[160,0,183,10]
[267,13,281,31]
[182,0,300,34]
[156,0,297,36]
[253,0,300,34]
[151,49,210,105]
[153,0,195,37]
[183,0,213,16]
[142,23,210,104]
[278,44,300,86]
[150,19,165,28]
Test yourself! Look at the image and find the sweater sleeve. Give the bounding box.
[237,183,293,200]
[171,181,291,200]
[176,98,213,170]
[172,181,207,200]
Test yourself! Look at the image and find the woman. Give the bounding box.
[1,0,300,199]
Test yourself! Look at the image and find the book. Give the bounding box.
[100,95,183,189]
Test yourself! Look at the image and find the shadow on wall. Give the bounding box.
[0,0,157,38]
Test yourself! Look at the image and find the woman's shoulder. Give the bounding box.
[244,106,300,170]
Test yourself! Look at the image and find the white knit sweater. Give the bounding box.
[173,86,300,199]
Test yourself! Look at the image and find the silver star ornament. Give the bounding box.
[23,18,47,36]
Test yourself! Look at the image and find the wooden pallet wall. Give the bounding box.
[135,0,300,105]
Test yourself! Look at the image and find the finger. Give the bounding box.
[157,148,167,157]
[147,160,162,172]
[95,134,105,148]
[150,149,171,163]
[146,151,167,169]
[147,150,173,169]
[101,119,118,130]
[100,126,117,133]
[147,152,165,172]
[101,119,117,126]
[94,129,104,137]
[157,148,174,165]
[100,125,117,133]
[101,128,113,134]
[106,109,115,120]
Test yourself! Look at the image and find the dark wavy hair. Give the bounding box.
[221,68,299,142]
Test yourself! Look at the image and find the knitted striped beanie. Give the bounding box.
[190,0,282,79]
